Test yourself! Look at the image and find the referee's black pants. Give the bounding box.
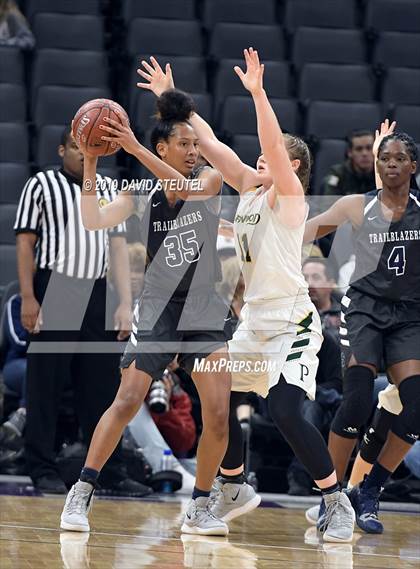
[25,269,125,485]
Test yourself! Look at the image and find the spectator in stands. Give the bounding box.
[14,126,151,496]
[322,130,376,197]
[0,0,34,50]
[302,257,341,334]
[0,293,27,441]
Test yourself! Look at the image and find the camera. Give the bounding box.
[147,378,170,414]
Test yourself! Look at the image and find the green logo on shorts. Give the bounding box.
[286,312,313,361]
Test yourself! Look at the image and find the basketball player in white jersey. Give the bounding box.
[138,49,355,542]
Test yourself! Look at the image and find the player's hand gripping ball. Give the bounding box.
[72,99,129,156]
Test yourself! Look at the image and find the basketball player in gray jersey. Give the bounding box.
[304,129,420,533]
[61,91,235,536]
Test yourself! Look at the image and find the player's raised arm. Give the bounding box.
[235,48,307,227]
[303,194,364,242]
[137,56,263,193]
[373,119,396,190]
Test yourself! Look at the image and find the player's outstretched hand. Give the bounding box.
[373,119,397,157]
[137,56,175,96]
[99,112,140,156]
[234,47,265,95]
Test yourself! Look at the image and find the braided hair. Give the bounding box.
[378,132,418,162]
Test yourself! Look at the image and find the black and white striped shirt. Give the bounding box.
[14,168,126,279]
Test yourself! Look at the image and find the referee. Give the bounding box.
[14,127,149,496]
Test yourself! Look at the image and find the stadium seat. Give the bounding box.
[311,139,347,194]
[219,96,299,135]
[305,101,381,139]
[213,60,291,116]
[31,49,108,92]
[373,32,420,69]
[231,134,260,167]
[33,13,104,50]
[132,91,212,134]
[393,106,420,143]
[202,0,276,29]
[292,27,367,69]
[129,55,207,114]
[0,47,24,84]
[0,163,30,205]
[0,84,26,122]
[382,68,420,105]
[33,86,111,127]
[284,0,357,31]
[0,205,18,245]
[0,245,18,289]
[0,123,29,163]
[25,0,100,21]
[127,19,202,57]
[365,0,420,33]
[122,0,196,21]
[35,124,117,169]
[299,64,375,103]
[209,23,285,60]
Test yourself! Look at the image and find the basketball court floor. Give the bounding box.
[1,478,419,568]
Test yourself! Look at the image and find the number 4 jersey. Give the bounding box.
[133,171,222,299]
[350,189,420,302]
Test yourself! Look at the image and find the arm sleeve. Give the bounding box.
[14,176,43,235]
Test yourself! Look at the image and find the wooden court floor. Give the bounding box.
[0,495,419,568]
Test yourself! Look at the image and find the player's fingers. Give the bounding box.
[234,66,245,80]
[137,68,152,81]
[260,63,265,77]
[113,108,130,128]
[101,135,119,142]
[99,125,119,135]
[103,116,121,128]
[142,59,155,75]
[137,82,152,90]
[389,120,396,133]
[165,63,173,78]
[150,55,162,71]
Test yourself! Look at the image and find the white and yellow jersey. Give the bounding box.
[234,187,309,303]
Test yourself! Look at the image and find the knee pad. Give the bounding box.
[331,366,375,439]
[392,376,420,444]
[360,407,394,464]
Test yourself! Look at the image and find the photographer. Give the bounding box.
[149,365,197,458]
[127,362,197,490]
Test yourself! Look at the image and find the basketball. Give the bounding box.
[72,98,129,157]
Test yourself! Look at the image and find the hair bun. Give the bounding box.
[156,89,195,122]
